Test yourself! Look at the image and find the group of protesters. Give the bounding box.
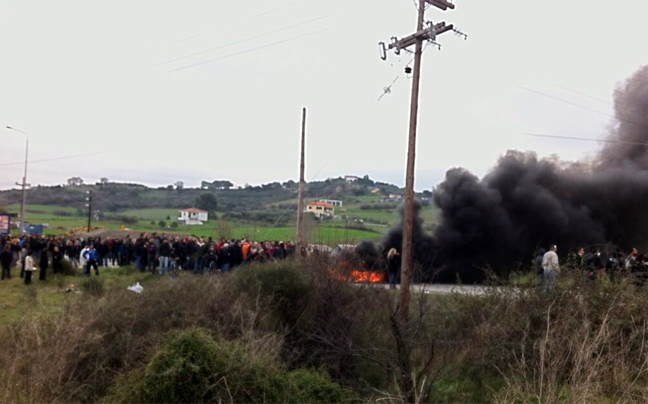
[0,232,299,284]
[535,244,648,291]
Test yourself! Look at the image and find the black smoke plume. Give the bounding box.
[381,65,648,283]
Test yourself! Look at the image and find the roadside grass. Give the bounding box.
[0,265,155,326]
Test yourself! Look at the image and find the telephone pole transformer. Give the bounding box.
[378,0,463,326]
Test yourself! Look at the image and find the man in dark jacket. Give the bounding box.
[146,238,158,274]
[0,245,13,280]
[584,247,603,282]
[158,239,171,275]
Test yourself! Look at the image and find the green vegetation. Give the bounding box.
[0,265,154,325]
[104,329,353,404]
[0,177,436,244]
[1,260,648,402]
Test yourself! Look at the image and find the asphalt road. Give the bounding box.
[366,283,503,296]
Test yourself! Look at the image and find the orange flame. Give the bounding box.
[338,269,386,283]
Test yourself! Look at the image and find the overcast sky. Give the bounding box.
[1,0,646,191]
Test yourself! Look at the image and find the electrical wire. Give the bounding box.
[515,85,648,131]
[0,151,107,166]
[378,41,429,101]
[146,0,309,52]
[522,133,648,147]
[167,26,337,73]
[154,14,333,67]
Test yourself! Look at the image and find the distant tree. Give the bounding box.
[358,175,374,186]
[282,180,298,189]
[201,180,234,190]
[166,215,171,220]
[100,177,109,185]
[158,220,166,228]
[195,193,218,213]
[174,181,184,190]
[67,177,84,186]
[166,185,174,190]
[170,221,178,228]
[262,182,283,190]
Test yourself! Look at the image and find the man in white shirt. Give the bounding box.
[542,245,560,291]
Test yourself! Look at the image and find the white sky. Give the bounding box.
[0,0,646,191]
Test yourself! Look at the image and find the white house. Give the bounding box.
[318,199,343,207]
[344,175,358,183]
[306,201,335,218]
[178,208,209,225]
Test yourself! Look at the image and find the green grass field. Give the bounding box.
[5,204,383,244]
[0,265,155,326]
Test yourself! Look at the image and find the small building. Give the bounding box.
[344,175,358,183]
[178,208,209,225]
[306,201,335,218]
[318,199,343,207]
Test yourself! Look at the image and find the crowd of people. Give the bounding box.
[0,233,299,284]
[535,244,648,290]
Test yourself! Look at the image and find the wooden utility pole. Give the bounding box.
[296,107,307,253]
[86,190,93,232]
[379,0,460,325]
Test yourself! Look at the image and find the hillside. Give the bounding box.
[0,177,436,243]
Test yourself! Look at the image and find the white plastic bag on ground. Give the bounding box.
[127,282,143,294]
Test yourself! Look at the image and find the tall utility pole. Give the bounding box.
[296,107,307,254]
[6,126,30,234]
[86,190,93,232]
[379,0,460,325]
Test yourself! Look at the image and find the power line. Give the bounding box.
[522,132,648,147]
[146,0,309,52]
[167,26,337,73]
[533,77,613,106]
[515,85,648,131]
[155,14,333,67]
[0,151,107,166]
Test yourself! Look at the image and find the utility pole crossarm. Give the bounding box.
[426,0,455,10]
[387,22,453,52]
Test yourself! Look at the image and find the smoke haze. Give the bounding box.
[381,65,648,282]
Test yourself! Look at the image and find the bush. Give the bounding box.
[234,262,310,327]
[157,220,166,228]
[60,258,78,276]
[170,221,178,228]
[104,329,353,404]
[81,276,104,296]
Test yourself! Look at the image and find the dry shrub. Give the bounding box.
[434,275,648,403]
[0,275,258,403]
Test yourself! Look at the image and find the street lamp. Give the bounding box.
[6,126,29,234]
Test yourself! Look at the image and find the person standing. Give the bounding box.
[39,249,48,281]
[24,250,36,285]
[1,245,13,280]
[52,246,63,275]
[147,238,158,274]
[542,245,560,291]
[158,239,170,275]
[219,243,231,272]
[83,243,99,276]
[387,248,400,289]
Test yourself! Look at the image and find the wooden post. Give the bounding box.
[296,107,306,253]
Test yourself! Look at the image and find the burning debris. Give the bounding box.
[377,65,648,283]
